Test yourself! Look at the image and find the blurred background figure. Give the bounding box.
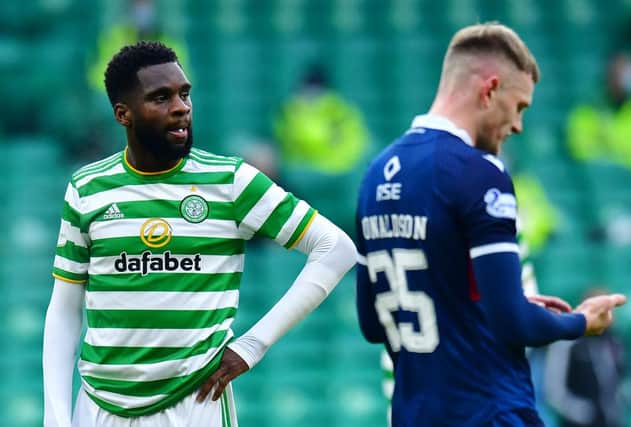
[88,0,189,92]
[273,63,369,174]
[273,63,371,234]
[545,287,627,427]
[565,52,631,247]
[566,53,631,167]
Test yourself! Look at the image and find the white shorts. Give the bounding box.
[71,384,238,427]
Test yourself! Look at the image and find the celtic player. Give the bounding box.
[43,41,356,427]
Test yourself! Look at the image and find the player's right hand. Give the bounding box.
[574,293,627,336]
[196,347,249,402]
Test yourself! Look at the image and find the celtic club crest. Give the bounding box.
[179,195,209,223]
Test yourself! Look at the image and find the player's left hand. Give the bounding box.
[527,294,572,313]
[197,347,249,402]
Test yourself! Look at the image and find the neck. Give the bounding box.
[428,92,477,144]
[126,134,181,173]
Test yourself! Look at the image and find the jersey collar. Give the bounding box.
[409,114,474,147]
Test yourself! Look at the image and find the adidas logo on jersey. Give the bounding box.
[103,203,125,220]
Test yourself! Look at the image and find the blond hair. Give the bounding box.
[444,22,540,83]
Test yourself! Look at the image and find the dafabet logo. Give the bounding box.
[140,218,172,248]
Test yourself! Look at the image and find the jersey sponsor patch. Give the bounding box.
[484,188,517,219]
[383,156,401,181]
[140,218,173,248]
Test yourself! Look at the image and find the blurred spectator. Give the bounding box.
[545,287,626,427]
[272,63,371,235]
[513,172,558,255]
[88,0,190,92]
[566,53,631,167]
[273,63,370,174]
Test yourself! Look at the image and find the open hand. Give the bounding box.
[574,294,627,336]
[197,347,249,402]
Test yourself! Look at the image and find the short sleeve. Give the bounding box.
[52,182,90,284]
[457,154,519,258]
[232,161,316,248]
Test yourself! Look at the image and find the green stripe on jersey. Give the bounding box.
[78,172,234,197]
[62,201,81,225]
[91,236,244,257]
[87,272,241,292]
[81,329,229,365]
[285,207,317,248]
[56,241,89,263]
[256,194,299,240]
[86,307,237,329]
[84,200,234,222]
[234,173,273,223]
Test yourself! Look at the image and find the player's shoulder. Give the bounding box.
[189,148,243,166]
[185,148,247,178]
[70,150,125,188]
[465,150,509,178]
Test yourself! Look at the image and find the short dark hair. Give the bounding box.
[104,41,179,106]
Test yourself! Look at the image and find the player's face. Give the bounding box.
[476,70,533,155]
[131,62,193,160]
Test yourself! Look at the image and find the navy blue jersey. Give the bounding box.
[355,115,584,427]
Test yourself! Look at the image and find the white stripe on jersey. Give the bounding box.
[79,345,220,382]
[88,254,244,275]
[239,184,287,236]
[64,183,82,212]
[232,162,259,200]
[470,242,520,259]
[85,290,239,311]
[57,219,89,247]
[181,161,235,174]
[274,200,311,246]
[54,255,89,274]
[81,183,232,213]
[89,218,241,241]
[75,163,126,188]
[81,383,169,409]
[84,319,234,348]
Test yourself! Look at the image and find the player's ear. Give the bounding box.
[480,76,500,108]
[114,103,132,127]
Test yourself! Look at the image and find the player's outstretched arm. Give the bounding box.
[197,214,356,402]
[574,294,627,336]
[473,251,588,347]
[43,279,85,427]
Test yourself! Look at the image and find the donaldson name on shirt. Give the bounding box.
[361,214,427,241]
[114,251,202,276]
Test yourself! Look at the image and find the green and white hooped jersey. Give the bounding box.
[52,147,316,417]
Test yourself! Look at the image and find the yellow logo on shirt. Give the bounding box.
[140,218,172,248]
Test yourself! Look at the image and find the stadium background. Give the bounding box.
[3,0,631,425]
